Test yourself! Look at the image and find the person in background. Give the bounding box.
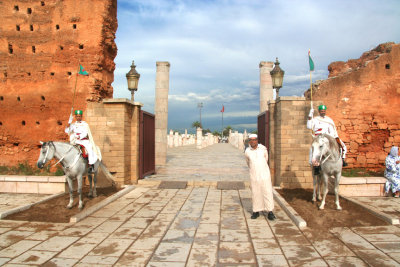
[244,134,276,220]
[384,146,400,198]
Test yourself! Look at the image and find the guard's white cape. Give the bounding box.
[245,144,274,212]
[65,121,101,164]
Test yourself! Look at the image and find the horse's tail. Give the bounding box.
[99,161,117,188]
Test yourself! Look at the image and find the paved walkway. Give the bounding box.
[0,144,399,266]
[147,144,249,181]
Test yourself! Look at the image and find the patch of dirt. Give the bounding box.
[277,188,388,230]
[5,186,119,223]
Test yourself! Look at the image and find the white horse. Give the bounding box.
[311,134,343,210]
[37,141,104,209]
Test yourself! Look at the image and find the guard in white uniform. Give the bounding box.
[307,105,348,168]
[65,110,98,172]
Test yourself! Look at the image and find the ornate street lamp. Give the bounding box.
[270,57,285,99]
[126,60,140,101]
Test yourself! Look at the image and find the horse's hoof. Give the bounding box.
[93,193,97,198]
[79,205,84,210]
[336,206,342,210]
[318,206,325,210]
[67,205,73,209]
[88,193,93,198]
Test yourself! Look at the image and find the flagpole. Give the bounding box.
[71,63,80,111]
[221,111,224,138]
[309,70,313,108]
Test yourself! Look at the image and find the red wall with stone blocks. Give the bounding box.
[305,42,400,171]
[0,0,117,166]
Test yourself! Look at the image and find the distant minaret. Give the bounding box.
[259,61,274,112]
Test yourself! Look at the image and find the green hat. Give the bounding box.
[318,105,327,110]
[74,110,83,115]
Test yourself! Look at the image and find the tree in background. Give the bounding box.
[191,121,202,129]
[202,128,211,135]
[212,131,221,137]
[223,125,233,137]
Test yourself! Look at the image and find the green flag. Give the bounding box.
[78,65,89,75]
[308,50,314,71]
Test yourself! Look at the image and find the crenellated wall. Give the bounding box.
[0,0,118,166]
[305,42,400,171]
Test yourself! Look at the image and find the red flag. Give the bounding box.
[220,105,224,113]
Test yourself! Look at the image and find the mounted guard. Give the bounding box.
[307,104,348,173]
[65,109,101,173]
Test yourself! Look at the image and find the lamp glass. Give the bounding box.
[127,75,139,91]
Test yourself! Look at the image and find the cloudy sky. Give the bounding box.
[112,0,400,133]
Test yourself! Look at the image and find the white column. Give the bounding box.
[259,61,274,112]
[155,61,170,167]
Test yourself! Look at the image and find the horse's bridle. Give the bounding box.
[42,141,54,165]
[42,142,77,169]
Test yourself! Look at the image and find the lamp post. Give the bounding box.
[126,60,140,101]
[270,57,285,99]
[197,102,203,128]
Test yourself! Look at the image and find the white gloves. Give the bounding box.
[309,108,314,117]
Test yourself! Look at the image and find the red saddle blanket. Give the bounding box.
[79,145,88,159]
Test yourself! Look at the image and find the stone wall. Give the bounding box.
[305,42,400,171]
[86,99,142,185]
[268,97,314,189]
[0,0,117,166]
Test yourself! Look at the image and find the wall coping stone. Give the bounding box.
[0,175,66,183]
[339,176,386,185]
[277,96,306,101]
[103,98,143,107]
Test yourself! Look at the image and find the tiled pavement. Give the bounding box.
[0,144,399,266]
[147,144,249,181]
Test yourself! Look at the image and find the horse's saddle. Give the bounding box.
[75,145,88,159]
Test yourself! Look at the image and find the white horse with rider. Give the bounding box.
[311,134,343,210]
[37,109,114,209]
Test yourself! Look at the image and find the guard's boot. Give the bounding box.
[342,159,348,167]
[267,211,276,221]
[251,212,259,219]
[313,166,321,175]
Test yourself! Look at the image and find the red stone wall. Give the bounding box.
[0,0,117,166]
[305,42,400,171]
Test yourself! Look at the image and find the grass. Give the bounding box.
[342,168,384,177]
[0,162,64,176]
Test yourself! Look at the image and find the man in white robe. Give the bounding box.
[245,134,275,220]
[65,110,98,172]
[307,105,348,170]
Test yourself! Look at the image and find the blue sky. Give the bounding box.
[112,0,400,133]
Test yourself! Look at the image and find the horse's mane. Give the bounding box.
[324,134,340,159]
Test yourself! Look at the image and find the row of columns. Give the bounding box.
[167,129,196,148]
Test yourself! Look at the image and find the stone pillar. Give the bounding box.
[155,61,170,167]
[196,127,202,149]
[173,132,179,147]
[259,61,274,112]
